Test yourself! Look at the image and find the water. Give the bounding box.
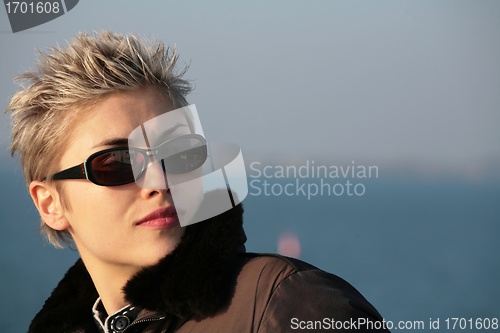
[1,170,499,332]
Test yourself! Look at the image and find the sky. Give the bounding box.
[0,1,499,181]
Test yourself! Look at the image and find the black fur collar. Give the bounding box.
[29,203,246,333]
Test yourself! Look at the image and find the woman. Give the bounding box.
[7,31,390,332]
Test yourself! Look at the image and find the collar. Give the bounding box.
[29,201,246,333]
[92,299,142,333]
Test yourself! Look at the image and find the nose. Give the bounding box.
[136,159,169,191]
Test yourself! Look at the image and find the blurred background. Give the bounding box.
[1,1,499,332]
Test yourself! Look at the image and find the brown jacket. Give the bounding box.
[29,205,389,332]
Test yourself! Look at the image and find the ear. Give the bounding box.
[29,181,71,231]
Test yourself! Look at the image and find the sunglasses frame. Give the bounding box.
[46,134,207,186]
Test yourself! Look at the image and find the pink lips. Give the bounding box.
[136,207,180,228]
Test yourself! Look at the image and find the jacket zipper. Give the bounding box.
[122,315,166,333]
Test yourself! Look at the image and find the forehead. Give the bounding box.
[70,88,183,147]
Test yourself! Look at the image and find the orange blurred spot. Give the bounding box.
[277,232,301,258]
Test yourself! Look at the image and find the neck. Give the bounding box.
[79,255,140,315]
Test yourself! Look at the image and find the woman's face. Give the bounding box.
[57,88,188,273]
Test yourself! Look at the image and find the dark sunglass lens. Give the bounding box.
[91,150,143,184]
[164,145,207,173]
[162,136,207,174]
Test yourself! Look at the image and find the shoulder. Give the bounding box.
[235,253,324,301]
[237,252,360,294]
[235,253,389,332]
[241,252,318,270]
[237,252,312,281]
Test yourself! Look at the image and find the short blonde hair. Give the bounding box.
[6,31,192,247]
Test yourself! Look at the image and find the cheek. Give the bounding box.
[168,170,204,226]
[63,183,132,229]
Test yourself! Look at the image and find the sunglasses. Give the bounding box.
[46,134,207,186]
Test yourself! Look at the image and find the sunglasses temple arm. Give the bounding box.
[51,163,87,180]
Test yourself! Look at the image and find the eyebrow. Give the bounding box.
[93,123,189,149]
[93,138,129,148]
[156,123,188,141]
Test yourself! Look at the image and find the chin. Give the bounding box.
[147,243,178,264]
